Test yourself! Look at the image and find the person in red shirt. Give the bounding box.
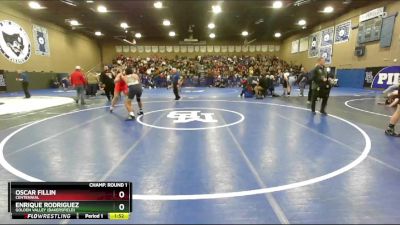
[70,66,87,105]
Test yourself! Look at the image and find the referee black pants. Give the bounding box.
[311,90,328,113]
[22,81,31,98]
[173,83,180,99]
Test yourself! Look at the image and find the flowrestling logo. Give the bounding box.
[0,20,31,64]
[371,66,400,89]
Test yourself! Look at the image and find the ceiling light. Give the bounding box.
[95,31,102,36]
[120,22,128,29]
[169,31,176,37]
[28,1,44,9]
[208,23,215,29]
[69,20,80,26]
[209,33,216,38]
[163,19,171,26]
[323,6,334,13]
[274,32,281,38]
[298,19,306,26]
[241,31,248,36]
[97,5,107,13]
[154,1,162,9]
[86,0,94,3]
[135,33,142,38]
[212,5,222,14]
[302,26,307,29]
[272,1,283,9]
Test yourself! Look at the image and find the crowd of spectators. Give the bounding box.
[56,54,316,99]
[109,54,309,97]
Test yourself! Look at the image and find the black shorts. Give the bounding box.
[127,84,142,100]
[282,80,288,88]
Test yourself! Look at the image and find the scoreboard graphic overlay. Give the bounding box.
[8,182,132,220]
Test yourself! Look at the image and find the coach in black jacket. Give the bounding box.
[309,57,332,115]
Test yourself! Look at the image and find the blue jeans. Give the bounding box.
[75,85,85,104]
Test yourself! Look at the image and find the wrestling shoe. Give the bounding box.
[126,115,136,121]
[385,128,400,137]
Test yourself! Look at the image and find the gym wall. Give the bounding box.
[100,40,282,66]
[280,0,399,71]
[0,3,102,74]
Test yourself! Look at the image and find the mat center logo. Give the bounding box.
[0,20,31,64]
[137,107,245,130]
[167,111,218,123]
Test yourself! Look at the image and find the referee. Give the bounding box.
[171,68,181,100]
[16,70,31,98]
[309,57,332,115]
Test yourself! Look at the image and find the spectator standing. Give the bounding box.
[86,71,99,97]
[297,67,308,97]
[70,66,87,105]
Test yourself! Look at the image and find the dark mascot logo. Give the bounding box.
[371,66,400,89]
[0,20,31,64]
[2,32,25,56]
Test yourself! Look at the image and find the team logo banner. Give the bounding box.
[151,46,158,53]
[145,46,152,53]
[308,32,320,58]
[364,67,383,87]
[370,66,400,89]
[261,45,268,52]
[0,20,31,64]
[125,46,132,53]
[299,37,308,52]
[137,46,144,53]
[33,24,50,56]
[0,70,6,91]
[335,20,351,44]
[321,27,334,46]
[291,40,299,53]
[319,46,332,64]
[221,45,227,52]
[248,45,255,52]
